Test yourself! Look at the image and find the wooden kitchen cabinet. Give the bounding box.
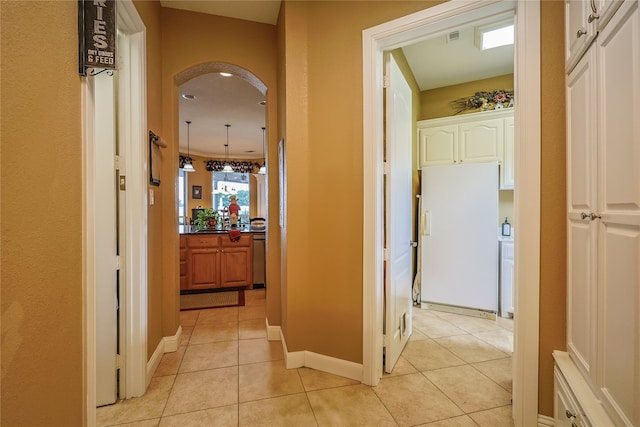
[182,233,253,291]
[180,236,188,290]
[220,235,252,287]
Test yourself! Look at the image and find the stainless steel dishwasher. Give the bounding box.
[252,232,266,287]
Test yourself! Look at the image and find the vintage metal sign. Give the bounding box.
[78,0,117,75]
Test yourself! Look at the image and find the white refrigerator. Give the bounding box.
[420,162,499,313]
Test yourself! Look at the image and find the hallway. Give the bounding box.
[97,288,515,426]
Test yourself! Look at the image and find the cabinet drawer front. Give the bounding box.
[187,235,220,248]
[220,234,252,247]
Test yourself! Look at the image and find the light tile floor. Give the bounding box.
[97,289,514,426]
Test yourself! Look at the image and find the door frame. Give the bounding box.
[83,0,147,422]
[362,1,541,425]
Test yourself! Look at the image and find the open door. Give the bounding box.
[384,54,413,373]
[94,69,119,406]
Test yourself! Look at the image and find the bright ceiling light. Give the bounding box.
[219,72,232,77]
[477,22,514,50]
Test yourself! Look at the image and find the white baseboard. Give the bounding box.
[146,325,182,385]
[266,318,281,341]
[280,330,363,382]
[538,414,554,426]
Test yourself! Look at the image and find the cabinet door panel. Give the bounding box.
[190,249,220,289]
[419,125,457,166]
[220,248,252,288]
[567,219,597,384]
[600,223,640,426]
[458,118,502,164]
[567,49,597,215]
[599,0,640,213]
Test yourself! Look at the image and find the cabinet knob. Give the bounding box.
[589,213,601,221]
[581,212,589,220]
[566,409,576,419]
[577,28,587,38]
[588,12,599,23]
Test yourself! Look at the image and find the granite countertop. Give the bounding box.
[179,225,265,235]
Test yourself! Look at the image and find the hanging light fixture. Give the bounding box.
[258,127,266,174]
[183,120,195,172]
[223,124,233,172]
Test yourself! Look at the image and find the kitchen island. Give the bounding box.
[179,226,265,291]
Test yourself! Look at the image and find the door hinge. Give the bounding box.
[383,161,390,175]
[383,334,391,347]
[115,255,121,270]
[119,175,126,191]
[115,155,125,172]
[383,247,390,261]
[383,75,390,88]
[115,354,122,370]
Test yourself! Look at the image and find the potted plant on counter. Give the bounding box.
[194,208,220,231]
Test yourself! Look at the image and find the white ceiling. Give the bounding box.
[402,25,514,91]
[163,2,513,157]
[179,73,267,159]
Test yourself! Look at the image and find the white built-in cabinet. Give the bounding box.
[417,109,513,189]
[499,239,514,318]
[565,0,625,71]
[557,1,640,426]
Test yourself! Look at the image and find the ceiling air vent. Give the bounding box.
[446,30,460,43]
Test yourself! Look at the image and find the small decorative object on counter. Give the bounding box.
[194,208,220,231]
[501,217,511,237]
[228,195,240,227]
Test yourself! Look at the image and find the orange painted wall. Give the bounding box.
[538,0,567,416]
[278,0,441,363]
[1,1,84,424]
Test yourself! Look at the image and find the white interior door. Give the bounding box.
[384,54,413,373]
[94,70,119,406]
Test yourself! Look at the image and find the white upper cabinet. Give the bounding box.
[595,0,626,29]
[418,124,458,166]
[566,0,625,72]
[458,118,503,164]
[417,109,510,167]
[566,0,599,71]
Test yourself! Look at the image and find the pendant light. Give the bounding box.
[258,126,266,174]
[183,121,195,172]
[223,124,233,172]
